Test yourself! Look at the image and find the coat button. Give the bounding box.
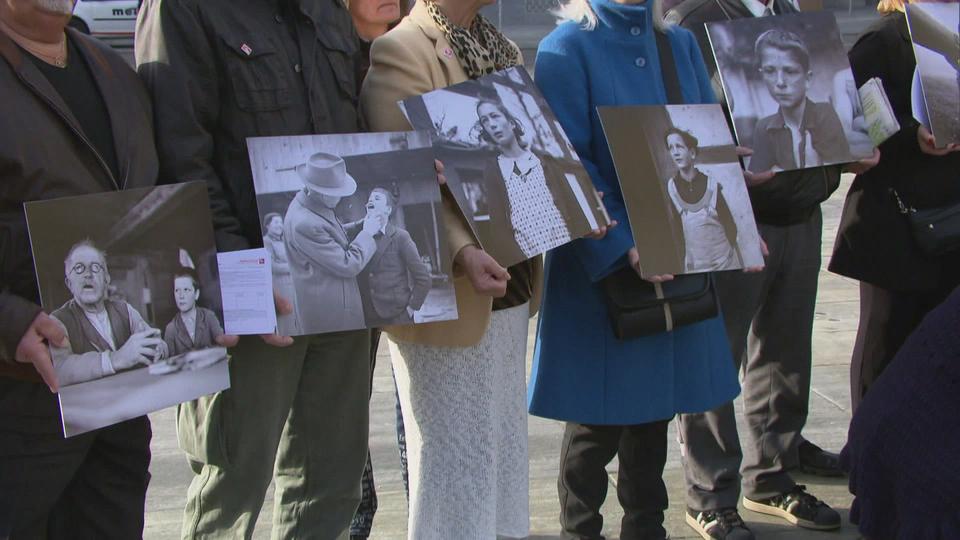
[274,14,284,23]
[630,26,642,36]
[635,56,646,68]
[294,63,302,73]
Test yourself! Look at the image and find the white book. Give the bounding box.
[858,77,900,147]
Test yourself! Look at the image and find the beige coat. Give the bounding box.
[360,2,542,347]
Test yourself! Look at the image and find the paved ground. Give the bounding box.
[144,175,862,539]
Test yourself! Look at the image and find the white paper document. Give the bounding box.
[217,248,277,335]
[859,77,900,147]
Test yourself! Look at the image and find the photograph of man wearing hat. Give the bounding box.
[284,152,386,334]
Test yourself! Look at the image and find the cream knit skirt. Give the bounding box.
[388,303,530,540]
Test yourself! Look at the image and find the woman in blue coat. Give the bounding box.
[529,0,741,537]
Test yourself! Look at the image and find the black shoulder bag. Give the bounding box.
[600,29,720,340]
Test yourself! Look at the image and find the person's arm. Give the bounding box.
[288,220,377,278]
[399,232,432,311]
[361,33,477,271]
[48,315,114,387]
[136,0,249,252]
[848,24,921,163]
[535,32,634,282]
[0,293,42,364]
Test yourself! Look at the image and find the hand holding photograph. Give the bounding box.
[23,183,229,437]
[906,3,960,147]
[248,131,457,336]
[706,11,876,173]
[399,66,610,267]
[598,104,765,277]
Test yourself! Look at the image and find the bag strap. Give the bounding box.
[655,29,683,105]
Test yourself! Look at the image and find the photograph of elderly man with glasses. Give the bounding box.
[49,240,168,387]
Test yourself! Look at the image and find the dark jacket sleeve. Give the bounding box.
[398,231,431,311]
[136,0,250,252]
[848,19,920,164]
[0,293,42,363]
[813,103,852,164]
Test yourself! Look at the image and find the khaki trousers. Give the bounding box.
[179,330,371,539]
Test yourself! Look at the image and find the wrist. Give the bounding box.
[454,244,480,266]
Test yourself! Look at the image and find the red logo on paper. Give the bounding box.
[241,43,253,56]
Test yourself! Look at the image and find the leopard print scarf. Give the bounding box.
[425,1,521,80]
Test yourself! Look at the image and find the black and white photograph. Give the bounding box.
[706,11,875,172]
[23,183,229,437]
[248,131,458,336]
[400,66,610,267]
[598,104,765,277]
[906,2,960,146]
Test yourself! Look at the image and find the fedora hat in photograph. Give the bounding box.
[296,152,357,197]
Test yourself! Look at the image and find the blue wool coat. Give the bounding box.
[528,0,740,425]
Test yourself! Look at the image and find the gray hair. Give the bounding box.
[553,0,668,32]
[64,239,109,273]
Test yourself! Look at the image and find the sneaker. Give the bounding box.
[798,440,845,477]
[685,507,755,539]
[742,485,841,530]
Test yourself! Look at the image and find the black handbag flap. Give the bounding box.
[601,267,712,310]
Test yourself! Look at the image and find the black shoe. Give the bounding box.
[798,440,845,477]
[685,507,754,539]
[742,485,841,530]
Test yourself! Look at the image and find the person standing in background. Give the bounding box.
[666,0,880,536]
[137,0,374,537]
[529,1,741,538]
[0,0,167,536]
[262,213,300,337]
[829,0,960,409]
[349,1,410,537]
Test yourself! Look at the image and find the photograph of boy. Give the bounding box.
[598,104,764,276]
[163,268,225,357]
[749,28,851,171]
[663,128,741,272]
[357,187,432,327]
[706,11,875,173]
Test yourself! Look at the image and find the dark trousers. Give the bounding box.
[558,420,671,540]
[350,330,410,539]
[679,210,822,507]
[850,281,956,410]
[0,379,151,540]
